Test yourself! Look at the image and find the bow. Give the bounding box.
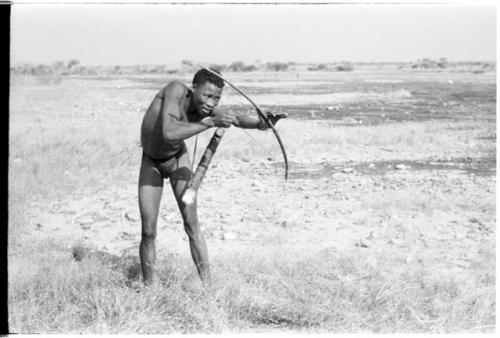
[197,65,289,180]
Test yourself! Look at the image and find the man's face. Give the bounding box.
[192,81,223,115]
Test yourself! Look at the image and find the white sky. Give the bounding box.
[11,3,497,65]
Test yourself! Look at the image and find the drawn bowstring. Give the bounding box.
[190,128,275,169]
[240,128,276,160]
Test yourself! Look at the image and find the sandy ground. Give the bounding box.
[11,69,495,292]
[21,129,495,289]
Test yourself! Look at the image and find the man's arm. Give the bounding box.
[160,82,230,141]
[231,111,288,130]
[231,115,262,129]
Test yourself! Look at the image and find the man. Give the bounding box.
[139,68,284,286]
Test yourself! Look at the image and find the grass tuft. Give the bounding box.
[9,244,495,333]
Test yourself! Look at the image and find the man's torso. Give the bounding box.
[140,82,202,160]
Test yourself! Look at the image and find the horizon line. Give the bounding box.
[11,59,497,66]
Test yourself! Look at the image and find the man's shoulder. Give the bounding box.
[163,81,189,97]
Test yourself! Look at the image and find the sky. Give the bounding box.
[11,3,497,66]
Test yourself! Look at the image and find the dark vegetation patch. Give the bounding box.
[120,78,495,125]
[281,156,496,180]
[248,81,495,125]
[228,102,495,126]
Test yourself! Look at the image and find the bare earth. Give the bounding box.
[9,67,496,333]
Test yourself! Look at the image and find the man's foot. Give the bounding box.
[143,274,160,287]
[182,273,210,291]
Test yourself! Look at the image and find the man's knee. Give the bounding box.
[183,219,201,240]
[141,217,157,240]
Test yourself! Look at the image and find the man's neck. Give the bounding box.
[185,88,196,115]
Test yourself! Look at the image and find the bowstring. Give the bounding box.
[190,129,272,172]
[240,128,276,160]
[228,106,276,159]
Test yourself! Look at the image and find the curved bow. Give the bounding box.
[197,65,289,180]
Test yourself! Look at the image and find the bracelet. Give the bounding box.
[257,119,268,130]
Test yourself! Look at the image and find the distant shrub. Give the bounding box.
[67,59,81,69]
[52,61,66,70]
[425,58,439,68]
[307,63,330,71]
[34,64,52,76]
[10,63,33,75]
[226,61,257,72]
[266,62,289,71]
[243,64,257,72]
[481,62,496,71]
[143,65,167,74]
[208,64,227,73]
[334,63,354,72]
[411,58,442,69]
[113,66,123,75]
[437,58,448,69]
[228,61,245,72]
[130,65,142,74]
[74,65,97,76]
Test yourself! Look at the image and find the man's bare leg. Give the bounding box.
[138,154,164,286]
[182,197,211,285]
[170,150,211,286]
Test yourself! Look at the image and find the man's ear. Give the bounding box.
[192,83,197,91]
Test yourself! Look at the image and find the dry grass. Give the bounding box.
[8,240,494,333]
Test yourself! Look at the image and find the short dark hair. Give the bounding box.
[192,68,225,88]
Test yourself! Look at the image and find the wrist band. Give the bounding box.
[257,119,268,130]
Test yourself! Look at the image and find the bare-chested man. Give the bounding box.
[139,68,284,286]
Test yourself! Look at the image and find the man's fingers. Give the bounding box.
[222,117,233,128]
[273,112,287,119]
[262,111,287,127]
[265,111,288,121]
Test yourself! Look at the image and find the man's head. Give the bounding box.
[191,68,225,115]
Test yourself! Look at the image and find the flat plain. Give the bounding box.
[8,65,496,333]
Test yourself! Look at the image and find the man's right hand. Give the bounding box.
[202,113,233,128]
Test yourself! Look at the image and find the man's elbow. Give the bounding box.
[162,128,180,142]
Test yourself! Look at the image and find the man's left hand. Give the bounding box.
[258,111,288,129]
